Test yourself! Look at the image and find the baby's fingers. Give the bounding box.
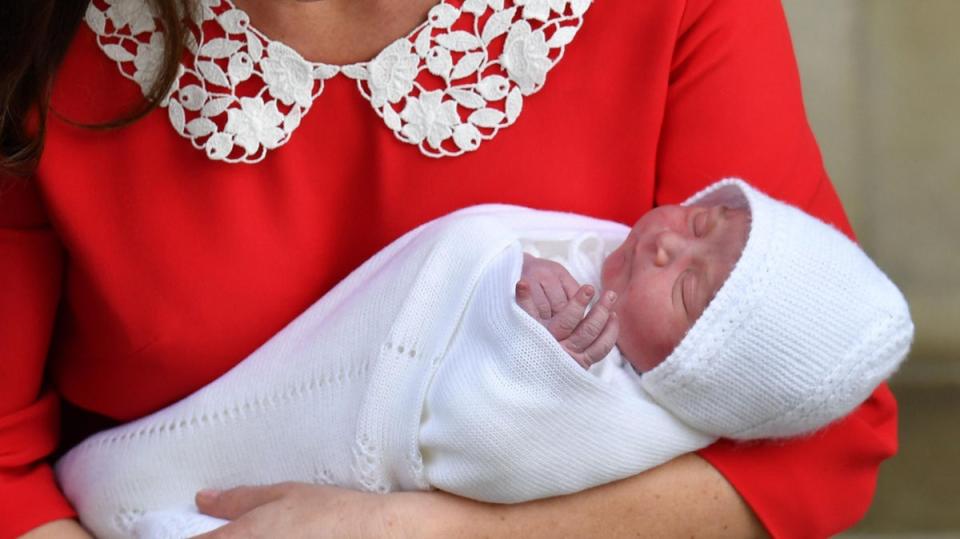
[515,280,541,320]
[542,278,570,316]
[559,271,581,303]
[548,285,594,340]
[563,290,617,355]
[577,312,619,368]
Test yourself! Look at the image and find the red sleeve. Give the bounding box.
[0,178,76,538]
[653,0,898,537]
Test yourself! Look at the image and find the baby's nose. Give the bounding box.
[653,231,686,266]
[654,244,670,266]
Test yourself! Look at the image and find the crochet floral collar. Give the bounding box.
[84,0,593,162]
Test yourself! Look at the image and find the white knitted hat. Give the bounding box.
[640,179,914,439]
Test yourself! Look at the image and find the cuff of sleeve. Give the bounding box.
[0,463,77,539]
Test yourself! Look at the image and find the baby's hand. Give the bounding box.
[515,253,581,320]
[515,254,619,369]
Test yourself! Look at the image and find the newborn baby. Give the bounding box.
[55,179,914,539]
[515,202,749,374]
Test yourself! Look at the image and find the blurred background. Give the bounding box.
[782,1,959,536]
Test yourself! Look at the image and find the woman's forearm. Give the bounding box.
[18,519,93,539]
[415,454,767,539]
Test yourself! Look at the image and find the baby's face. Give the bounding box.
[601,203,750,372]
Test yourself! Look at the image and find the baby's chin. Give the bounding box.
[617,340,667,374]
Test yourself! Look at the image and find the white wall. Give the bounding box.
[783,0,960,382]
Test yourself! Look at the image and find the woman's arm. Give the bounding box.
[18,520,93,539]
[432,454,764,538]
[195,454,764,538]
[0,179,77,538]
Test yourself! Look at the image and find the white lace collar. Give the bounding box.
[84,0,593,162]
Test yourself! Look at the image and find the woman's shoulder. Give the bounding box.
[50,20,146,127]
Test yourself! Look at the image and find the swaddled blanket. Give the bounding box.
[55,205,714,539]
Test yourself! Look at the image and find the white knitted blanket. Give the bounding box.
[55,205,714,539]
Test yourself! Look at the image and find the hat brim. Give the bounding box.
[681,179,751,211]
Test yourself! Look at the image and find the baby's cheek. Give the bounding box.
[616,311,677,372]
[600,253,621,289]
[613,312,643,367]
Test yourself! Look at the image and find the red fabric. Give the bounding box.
[0,0,896,537]
[0,180,74,535]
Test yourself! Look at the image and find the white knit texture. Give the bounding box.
[641,179,914,439]
[55,190,913,538]
[55,205,712,539]
[420,241,713,502]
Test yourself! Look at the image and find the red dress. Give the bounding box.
[0,0,896,537]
